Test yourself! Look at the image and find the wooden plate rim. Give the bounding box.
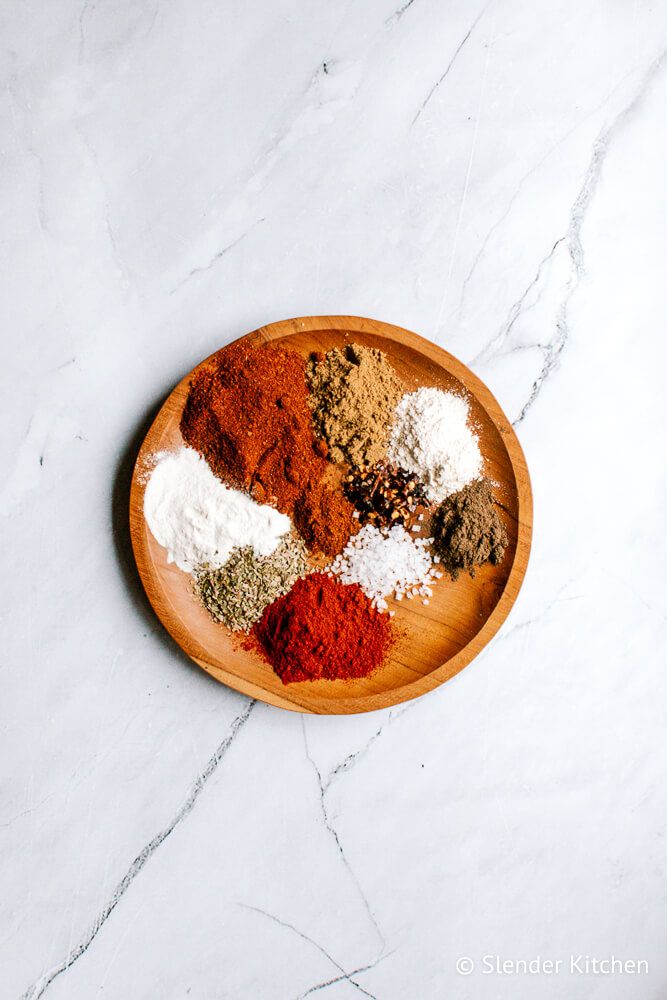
[129,315,533,714]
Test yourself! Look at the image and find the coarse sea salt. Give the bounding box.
[388,387,483,503]
[329,523,438,610]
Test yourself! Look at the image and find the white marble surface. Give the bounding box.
[2,1,667,997]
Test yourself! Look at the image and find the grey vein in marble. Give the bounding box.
[473,237,565,367]
[298,955,393,1000]
[457,66,643,316]
[515,51,666,424]
[20,701,256,1000]
[238,904,376,1000]
[465,50,666,425]
[385,0,417,26]
[301,720,385,958]
[322,726,384,793]
[75,123,131,288]
[170,219,265,295]
[412,1,491,125]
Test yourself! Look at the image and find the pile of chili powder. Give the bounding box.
[254,573,392,684]
[180,341,355,557]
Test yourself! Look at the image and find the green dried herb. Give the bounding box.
[195,534,308,631]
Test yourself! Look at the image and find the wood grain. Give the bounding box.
[129,316,533,714]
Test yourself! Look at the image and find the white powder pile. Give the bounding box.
[329,523,440,611]
[143,446,290,573]
[388,387,483,502]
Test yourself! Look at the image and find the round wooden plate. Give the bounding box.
[129,316,532,714]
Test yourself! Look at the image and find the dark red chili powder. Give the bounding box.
[180,340,355,556]
[253,573,393,684]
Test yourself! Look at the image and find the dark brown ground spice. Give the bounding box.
[180,341,355,556]
[432,478,508,579]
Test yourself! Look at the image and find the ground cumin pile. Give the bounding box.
[432,479,508,579]
[180,341,355,556]
[308,343,402,468]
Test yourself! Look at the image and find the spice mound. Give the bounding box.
[180,341,355,556]
[388,387,483,502]
[308,343,402,468]
[254,573,393,684]
[195,534,308,632]
[432,479,508,579]
[343,462,428,527]
[330,522,438,610]
[143,446,290,573]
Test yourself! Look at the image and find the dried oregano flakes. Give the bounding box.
[195,534,308,631]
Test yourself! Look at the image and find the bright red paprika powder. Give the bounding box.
[253,573,393,684]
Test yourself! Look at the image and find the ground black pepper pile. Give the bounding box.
[432,478,508,579]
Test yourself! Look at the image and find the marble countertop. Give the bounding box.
[2,2,667,998]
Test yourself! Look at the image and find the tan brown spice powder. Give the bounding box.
[307,343,403,469]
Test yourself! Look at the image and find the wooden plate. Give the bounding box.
[129,316,532,714]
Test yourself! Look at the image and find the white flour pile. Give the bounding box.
[388,387,483,502]
[329,523,440,610]
[143,446,290,573]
